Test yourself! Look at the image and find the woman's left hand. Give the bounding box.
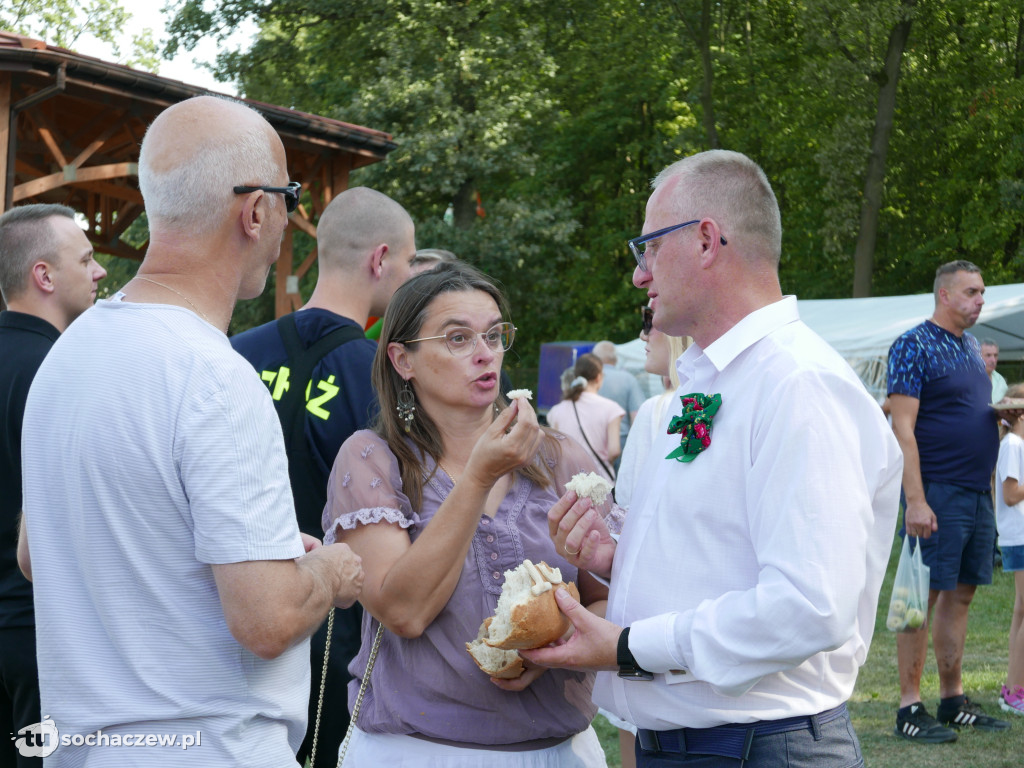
[489,657,547,691]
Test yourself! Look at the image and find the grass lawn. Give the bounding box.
[593,532,1023,767]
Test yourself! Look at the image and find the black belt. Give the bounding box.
[636,703,847,761]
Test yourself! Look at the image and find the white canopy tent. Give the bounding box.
[613,284,1024,403]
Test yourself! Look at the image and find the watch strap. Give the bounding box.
[617,627,654,681]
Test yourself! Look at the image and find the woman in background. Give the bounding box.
[546,353,624,482]
[594,304,687,768]
[615,305,689,510]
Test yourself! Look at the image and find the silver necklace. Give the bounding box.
[134,276,215,328]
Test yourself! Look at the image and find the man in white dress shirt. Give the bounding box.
[526,150,903,767]
[17,96,364,767]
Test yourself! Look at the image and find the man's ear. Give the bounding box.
[387,341,413,379]
[239,190,265,242]
[370,244,389,279]
[30,261,56,295]
[696,219,724,268]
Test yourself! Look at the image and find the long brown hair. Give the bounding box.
[372,261,559,509]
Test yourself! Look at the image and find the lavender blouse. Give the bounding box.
[323,429,612,746]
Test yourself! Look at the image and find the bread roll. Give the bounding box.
[465,617,525,679]
[483,559,579,651]
[564,471,613,505]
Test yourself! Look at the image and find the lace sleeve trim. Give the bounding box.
[604,503,627,535]
[324,507,412,544]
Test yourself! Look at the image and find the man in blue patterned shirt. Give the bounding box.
[887,260,1011,742]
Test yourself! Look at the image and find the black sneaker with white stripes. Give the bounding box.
[936,696,1011,731]
[894,702,958,743]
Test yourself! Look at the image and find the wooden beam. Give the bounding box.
[0,71,10,211]
[78,180,143,204]
[92,237,145,261]
[14,156,45,177]
[13,161,137,200]
[108,203,142,239]
[275,228,295,318]
[68,115,126,169]
[288,212,316,239]
[295,247,318,280]
[37,125,67,167]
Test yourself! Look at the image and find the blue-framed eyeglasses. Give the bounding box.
[233,181,302,213]
[628,219,727,272]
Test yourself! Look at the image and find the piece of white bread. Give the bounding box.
[507,388,533,400]
[564,471,613,505]
[466,617,525,679]
[483,559,579,650]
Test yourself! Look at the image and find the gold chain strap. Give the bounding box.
[309,607,384,768]
[335,622,384,766]
[308,607,335,768]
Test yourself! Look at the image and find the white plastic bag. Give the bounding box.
[886,536,930,632]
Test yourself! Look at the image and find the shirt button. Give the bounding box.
[492,571,501,580]
[486,535,494,543]
[481,518,490,525]
[490,552,498,560]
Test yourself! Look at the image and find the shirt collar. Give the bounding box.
[676,296,799,381]
[0,309,61,341]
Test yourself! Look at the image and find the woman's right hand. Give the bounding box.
[464,399,543,486]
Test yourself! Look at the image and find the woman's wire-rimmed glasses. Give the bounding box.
[402,322,516,357]
[628,219,727,272]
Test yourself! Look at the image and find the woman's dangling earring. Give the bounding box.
[396,380,416,432]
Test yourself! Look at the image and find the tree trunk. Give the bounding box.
[452,178,477,229]
[851,0,915,297]
[698,0,720,149]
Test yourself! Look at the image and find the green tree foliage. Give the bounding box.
[165,0,1024,366]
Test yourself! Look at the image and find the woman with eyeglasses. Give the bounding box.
[322,261,612,767]
[546,354,625,483]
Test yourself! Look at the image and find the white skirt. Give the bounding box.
[339,726,608,768]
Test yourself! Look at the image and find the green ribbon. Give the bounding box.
[666,392,722,463]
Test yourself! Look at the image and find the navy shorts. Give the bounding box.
[1002,544,1024,572]
[905,481,995,591]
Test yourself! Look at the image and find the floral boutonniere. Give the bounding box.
[666,393,722,463]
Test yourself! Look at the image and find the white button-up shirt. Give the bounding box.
[594,296,902,729]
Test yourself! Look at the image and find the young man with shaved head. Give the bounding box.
[231,185,416,763]
[0,203,106,767]
[18,96,364,766]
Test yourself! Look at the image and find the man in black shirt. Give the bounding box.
[0,204,106,767]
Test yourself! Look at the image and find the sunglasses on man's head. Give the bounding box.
[641,305,653,335]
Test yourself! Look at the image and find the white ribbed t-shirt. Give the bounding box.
[22,297,306,767]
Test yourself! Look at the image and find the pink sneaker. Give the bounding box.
[999,685,1024,717]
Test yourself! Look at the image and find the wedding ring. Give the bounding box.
[564,542,582,557]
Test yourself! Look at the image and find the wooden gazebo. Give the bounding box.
[0,31,397,316]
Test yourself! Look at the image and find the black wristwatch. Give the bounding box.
[617,627,654,681]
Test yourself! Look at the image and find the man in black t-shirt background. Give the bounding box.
[0,204,106,767]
